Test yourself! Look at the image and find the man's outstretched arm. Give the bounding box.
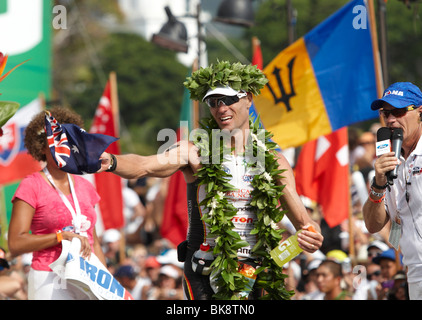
[99,141,198,179]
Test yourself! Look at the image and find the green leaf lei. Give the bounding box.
[193,115,295,300]
[184,60,269,102]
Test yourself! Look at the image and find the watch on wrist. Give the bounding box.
[371,177,388,190]
[106,154,117,172]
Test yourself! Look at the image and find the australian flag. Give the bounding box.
[44,111,118,174]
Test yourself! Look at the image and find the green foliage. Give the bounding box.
[0,101,19,127]
[383,0,422,84]
[184,60,268,101]
[100,33,188,153]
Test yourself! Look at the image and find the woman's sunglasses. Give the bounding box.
[205,92,247,108]
[379,105,415,118]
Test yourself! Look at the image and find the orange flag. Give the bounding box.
[295,127,349,228]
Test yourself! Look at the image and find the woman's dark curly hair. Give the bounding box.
[24,107,84,162]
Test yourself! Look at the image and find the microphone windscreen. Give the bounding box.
[377,127,391,142]
[392,128,403,140]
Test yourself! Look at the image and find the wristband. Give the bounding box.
[56,230,63,243]
[368,194,385,204]
[106,154,117,172]
[371,177,388,190]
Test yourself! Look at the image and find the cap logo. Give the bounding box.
[384,90,404,97]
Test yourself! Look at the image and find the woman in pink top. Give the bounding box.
[8,107,106,300]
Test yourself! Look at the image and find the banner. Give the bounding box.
[0,0,51,106]
[0,0,51,247]
[49,238,133,300]
[255,0,378,149]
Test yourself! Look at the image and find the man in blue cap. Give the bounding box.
[363,82,422,300]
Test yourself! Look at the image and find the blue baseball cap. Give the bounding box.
[371,82,422,110]
[114,265,137,279]
[373,248,402,265]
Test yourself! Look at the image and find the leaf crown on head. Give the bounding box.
[183,60,268,101]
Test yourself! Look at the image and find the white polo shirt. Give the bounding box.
[385,135,422,283]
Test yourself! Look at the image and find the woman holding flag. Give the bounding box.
[98,61,323,300]
[8,107,107,300]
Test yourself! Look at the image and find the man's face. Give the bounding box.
[379,259,397,280]
[208,93,252,132]
[380,102,422,143]
[316,265,339,293]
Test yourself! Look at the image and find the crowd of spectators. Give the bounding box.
[0,123,409,300]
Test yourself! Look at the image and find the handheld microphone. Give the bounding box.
[387,128,403,183]
[376,127,391,157]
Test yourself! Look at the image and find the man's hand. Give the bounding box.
[373,151,401,186]
[98,152,111,173]
[297,224,324,253]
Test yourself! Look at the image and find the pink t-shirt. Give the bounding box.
[12,172,100,271]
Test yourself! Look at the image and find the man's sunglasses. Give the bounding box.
[205,92,247,108]
[379,105,416,118]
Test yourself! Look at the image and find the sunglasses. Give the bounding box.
[379,105,415,118]
[367,270,381,280]
[205,92,247,108]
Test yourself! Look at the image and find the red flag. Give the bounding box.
[90,73,124,230]
[252,36,263,70]
[295,127,349,228]
[0,99,42,185]
[250,37,263,118]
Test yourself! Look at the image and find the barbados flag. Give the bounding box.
[254,0,379,149]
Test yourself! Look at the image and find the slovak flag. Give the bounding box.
[44,111,118,175]
[0,99,42,185]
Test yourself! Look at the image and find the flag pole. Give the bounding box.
[109,71,126,263]
[348,169,356,264]
[367,0,384,99]
[367,0,386,128]
[109,71,120,136]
